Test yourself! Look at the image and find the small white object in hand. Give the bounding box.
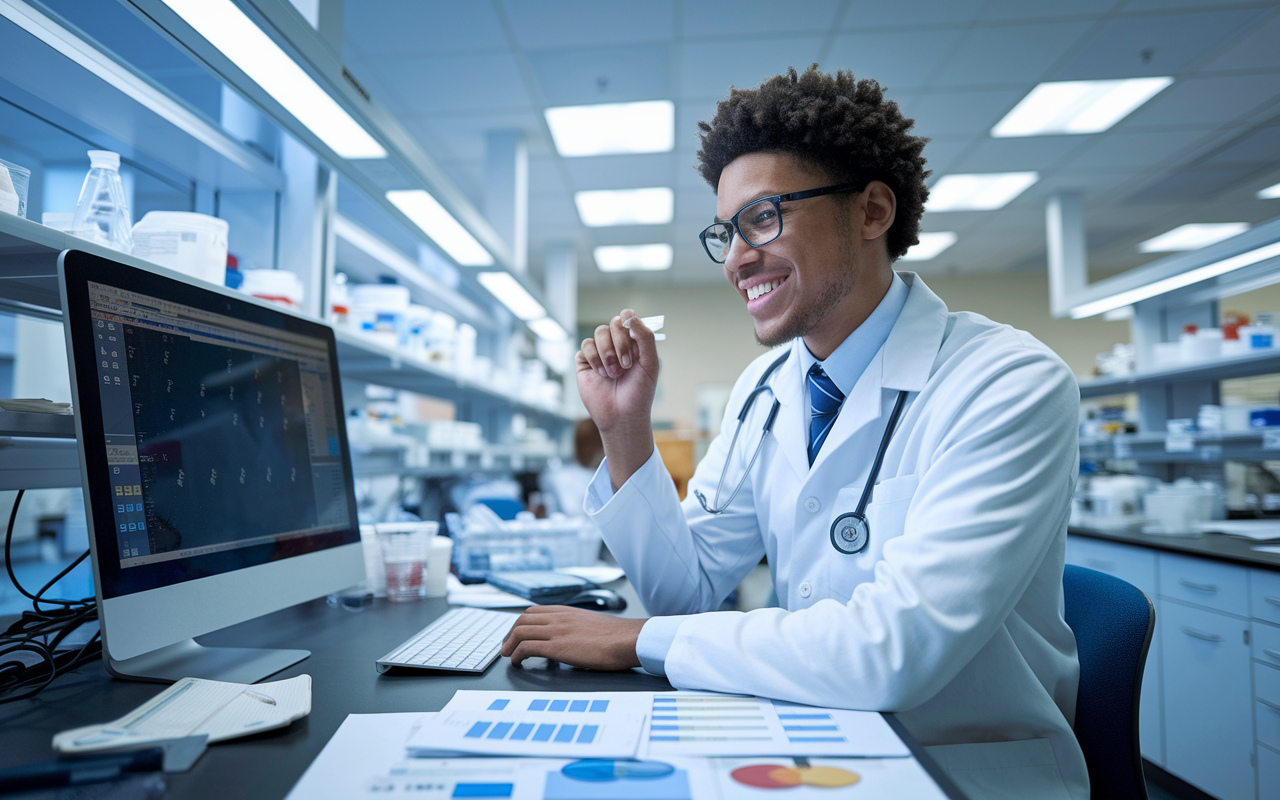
[623,315,666,340]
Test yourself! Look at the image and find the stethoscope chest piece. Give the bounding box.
[830,513,869,555]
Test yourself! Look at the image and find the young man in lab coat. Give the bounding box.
[502,66,1086,800]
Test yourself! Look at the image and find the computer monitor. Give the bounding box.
[59,249,364,684]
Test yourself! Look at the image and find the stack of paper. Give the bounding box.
[1194,520,1280,541]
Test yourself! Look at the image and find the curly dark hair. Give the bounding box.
[696,65,930,261]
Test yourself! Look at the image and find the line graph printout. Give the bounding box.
[642,693,910,759]
[406,691,649,759]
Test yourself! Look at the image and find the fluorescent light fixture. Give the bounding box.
[1138,223,1250,253]
[1070,241,1280,319]
[161,0,385,159]
[575,188,674,227]
[594,244,674,272]
[992,78,1172,137]
[900,232,958,261]
[545,101,674,157]
[386,190,493,267]
[925,173,1039,212]
[1259,181,1280,199]
[527,317,569,342]
[477,272,546,320]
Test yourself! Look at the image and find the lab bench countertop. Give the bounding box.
[1068,524,1280,571]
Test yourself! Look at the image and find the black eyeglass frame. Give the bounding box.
[698,180,870,264]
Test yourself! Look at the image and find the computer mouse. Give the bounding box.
[563,589,627,612]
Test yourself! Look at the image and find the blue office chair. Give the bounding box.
[1062,565,1156,800]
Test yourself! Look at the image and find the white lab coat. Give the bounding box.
[589,273,1087,800]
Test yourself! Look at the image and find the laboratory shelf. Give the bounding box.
[1080,429,1280,464]
[1078,350,1280,398]
[0,410,76,439]
[333,328,573,424]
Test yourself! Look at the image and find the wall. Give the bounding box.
[578,270,1131,427]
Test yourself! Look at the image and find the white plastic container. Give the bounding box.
[1240,322,1278,350]
[241,269,304,310]
[1143,479,1215,536]
[349,284,411,349]
[71,150,133,253]
[0,157,30,218]
[131,211,230,286]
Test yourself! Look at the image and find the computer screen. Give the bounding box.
[62,249,362,682]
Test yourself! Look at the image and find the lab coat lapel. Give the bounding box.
[809,272,949,472]
[768,339,811,479]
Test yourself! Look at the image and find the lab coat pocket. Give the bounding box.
[828,474,917,602]
[923,739,1074,800]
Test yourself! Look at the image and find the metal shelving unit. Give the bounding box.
[1079,350,1280,398]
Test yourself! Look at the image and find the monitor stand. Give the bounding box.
[105,639,310,684]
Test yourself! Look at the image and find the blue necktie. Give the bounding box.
[808,364,844,465]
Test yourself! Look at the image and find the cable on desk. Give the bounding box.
[0,490,102,704]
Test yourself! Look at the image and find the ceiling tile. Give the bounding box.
[404,110,546,163]
[952,135,1083,173]
[681,0,842,36]
[1064,128,1212,171]
[841,0,987,29]
[1120,72,1280,129]
[933,21,1095,88]
[527,45,668,106]
[1202,10,1280,71]
[342,0,506,59]
[825,29,965,90]
[677,36,825,99]
[906,88,1026,137]
[1050,8,1269,80]
[560,152,679,191]
[978,0,1122,22]
[501,0,675,48]
[360,51,532,116]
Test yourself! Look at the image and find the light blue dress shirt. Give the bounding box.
[588,273,909,677]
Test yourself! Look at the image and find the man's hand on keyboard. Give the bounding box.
[501,606,647,670]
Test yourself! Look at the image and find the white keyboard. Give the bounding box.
[376,608,520,673]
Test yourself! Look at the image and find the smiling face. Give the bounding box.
[716,152,896,359]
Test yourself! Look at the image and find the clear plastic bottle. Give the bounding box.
[71,150,133,253]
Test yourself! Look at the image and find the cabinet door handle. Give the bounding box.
[1266,596,1280,607]
[1260,697,1280,713]
[1180,626,1224,643]
[1266,648,1280,661]
[1178,578,1219,593]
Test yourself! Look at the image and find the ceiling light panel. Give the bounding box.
[1260,182,1280,200]
[545,101,674,157]
[386,190,493,267]
[924,173,1039,212]
[477,272,546,320]
[527,317,569,342]
[900,232,958,261]
[575,188,674,227]
[161,0,385,159]
[594,245,673,272]
[1138,223,1251,253]
[992,78,1172,138]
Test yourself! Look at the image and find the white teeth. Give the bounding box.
[747,280,781,301]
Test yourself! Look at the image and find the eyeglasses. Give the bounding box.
[698,181,868,264]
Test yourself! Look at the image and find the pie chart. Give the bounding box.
[730,764,860,790]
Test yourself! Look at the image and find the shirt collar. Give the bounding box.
[797,271,909,397]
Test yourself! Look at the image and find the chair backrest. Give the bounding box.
[1062,564,1156,800]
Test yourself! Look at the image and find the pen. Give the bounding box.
[244,690,276,706]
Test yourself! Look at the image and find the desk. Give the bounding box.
[0,590,964,799]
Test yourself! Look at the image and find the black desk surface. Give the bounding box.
[1069,524,1280,571]
[0,587,962,799]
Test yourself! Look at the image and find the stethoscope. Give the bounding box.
[693,351,909,555]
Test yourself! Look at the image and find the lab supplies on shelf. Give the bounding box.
[70,150,133,254]
[131,212,229,287]
[448,507,602,577]
[0,157,29,218]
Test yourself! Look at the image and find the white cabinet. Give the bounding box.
[1063,537,1164,764]
[1261,743,1280,800]
[1159,598,1254,800]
